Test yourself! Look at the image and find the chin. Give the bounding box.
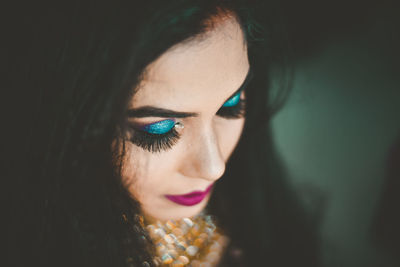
[144,194,211,222]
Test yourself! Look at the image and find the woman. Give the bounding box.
[5,0,320,266]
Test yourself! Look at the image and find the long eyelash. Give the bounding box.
[216,98,246,119]
[129,127,180,153]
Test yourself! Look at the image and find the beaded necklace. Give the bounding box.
[141,210,229,267]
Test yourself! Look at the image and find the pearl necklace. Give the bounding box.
[140,210,229,267]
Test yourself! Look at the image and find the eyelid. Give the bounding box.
[222,89,243,108]
[216,94,246,119]
[127,93,245,152]
[129,89,245,134]
[138,119,176,134]
[222,89,242,107]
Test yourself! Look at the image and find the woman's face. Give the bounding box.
[121,16,250,221]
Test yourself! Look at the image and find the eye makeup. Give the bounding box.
[126,68,252,153]
[222,89,241,107]
[216,89,245,119]
[128,119,181,153]
[127,92,246,153]
[140,119,176,134]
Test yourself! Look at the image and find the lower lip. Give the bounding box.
[165,184,214,206]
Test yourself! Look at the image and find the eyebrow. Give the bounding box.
[126,67,253,119]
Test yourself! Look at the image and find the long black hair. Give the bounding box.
[5,0,320,266]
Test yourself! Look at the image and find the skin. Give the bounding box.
[121,15,249,222]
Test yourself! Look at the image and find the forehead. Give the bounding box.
[130,16,249,112]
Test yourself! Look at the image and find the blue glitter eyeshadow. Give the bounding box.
[140,119,176,134]
[222,90,241,107]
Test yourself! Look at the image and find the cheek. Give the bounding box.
[215,118,245,159]
[121,143,178,201]
[121,146,149,200]
[122,146,168,202]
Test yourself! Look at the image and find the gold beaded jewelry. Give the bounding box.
[141,210,229,267]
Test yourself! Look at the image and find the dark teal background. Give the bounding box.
[270,1,399,266]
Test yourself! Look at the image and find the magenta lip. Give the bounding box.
[165,183,214,206]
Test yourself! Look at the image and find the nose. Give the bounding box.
[179,125,226,182]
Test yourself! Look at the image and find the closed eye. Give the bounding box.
[139,119,176,134]
[127,119,181,153]
[222,89,242,107]
[216,90,245,119]
[126,68,252,152]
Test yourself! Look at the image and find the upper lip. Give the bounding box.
[167,183,214,197]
